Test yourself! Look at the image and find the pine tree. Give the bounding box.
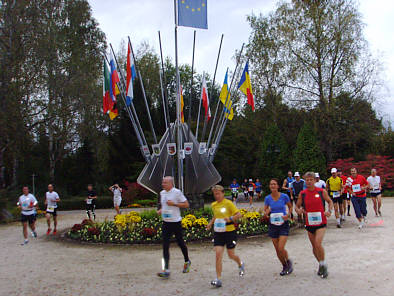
[292,123,326,175]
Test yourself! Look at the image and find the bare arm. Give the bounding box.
[282,179,288,191]
[322,190,333,217]
[285,201,293,221]
[295,193,303,215]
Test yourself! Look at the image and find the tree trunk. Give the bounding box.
[0,148,6,188]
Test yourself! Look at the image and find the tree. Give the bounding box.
[292,123,326,175]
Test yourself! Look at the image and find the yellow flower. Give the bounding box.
[127,211,139,217]
[193,218,208,227]
[244,212,260,220]
[239,209,247,216]
[184,214,196,222]
[181,217,193,229]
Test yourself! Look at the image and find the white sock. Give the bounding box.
[336,218,340,224]
[319,260,326,266]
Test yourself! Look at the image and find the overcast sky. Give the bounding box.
[90,0,394,126]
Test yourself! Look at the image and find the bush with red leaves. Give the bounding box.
[122,180,152,204]
[82,219,93,226]
[71,224,82,232]
[87,227,100,236]
[142,227,157,237]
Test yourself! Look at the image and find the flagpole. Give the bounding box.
[212,44,244,148]
[109,44,148,148]
[174,0,183,191]
[200,34,223,143]
[186,30,196,142]
[195,73,204,139]
[128,37,158,144]
[103,53,148,162]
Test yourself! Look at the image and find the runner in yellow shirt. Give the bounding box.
[207,185,245,288]
[326,168,344,228]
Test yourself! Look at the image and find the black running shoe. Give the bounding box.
[280,263,288,276]
[317,265,324,276]
[321,265,328,278]
[286,259,293,275]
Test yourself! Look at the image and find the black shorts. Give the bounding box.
[248,191,254,197]
[341,193,349,200]
[21,214,36,224]
[370,192,381,197]
[268,221,290,238]
[46,208,57,216]
[330,192,343,204]
[214,230,237,249]
[243,192,249,197]
[231,192,238,199]
[86,204,96,211]
[305,224,326,234]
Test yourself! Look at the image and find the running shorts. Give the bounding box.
[21,213,36,224]
[268,221,290,238]
[214,230,237,249]
[305,224,326,234]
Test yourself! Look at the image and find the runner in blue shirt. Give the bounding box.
[282,171,295,218]
[255,178,262,199]
[229,179,240,204]
[264,178,293,276]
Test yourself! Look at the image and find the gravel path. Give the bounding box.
[0,198,392,296]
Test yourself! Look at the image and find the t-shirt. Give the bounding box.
[346,175,368,197]
[264,193,290,216]
[242,182,248,192]
[340,175,348,193]
[315,180,326,189]
[255,182,262,192]
[290,179,306,196]
[300,188,327,226]
[46,191,59,208]
[211,198,239,232]
[18,194,38,215]
[160,187,187,222]
[367,176,381,193]
[286,177,295,193]
[248,183,255,192]
[230,183,240,191]
[87,190,97,205]
[326,176,342,193]
[112,188,122,199]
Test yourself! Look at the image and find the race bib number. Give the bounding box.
[162,209,174,222]
[270,213,284,226]
[46,207,54,213]
[332,191,340,198]
[86,199,92,204]
[352,184,361,193]
[307,212,322,225]
[214,219,226,232]
[232,188,238,192]
[248,187,254,191]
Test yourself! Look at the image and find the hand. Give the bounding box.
[224,217,231,223]
[283,215,289,221]
[157,209,162,215]
[166,200,175,206]
[206,223,212,230]
[295,208,304,215]
[324,211,332,218]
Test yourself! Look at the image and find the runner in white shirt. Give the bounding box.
[157,176,191,279]
[45,184,60,235]
[314,173,326,189]
[17,186,38,245]
[108,184,122,215]
[367,169,382,216]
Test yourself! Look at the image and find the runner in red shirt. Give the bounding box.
[338,169,351,218]
[346,168,369,229]
[295,172,333,279]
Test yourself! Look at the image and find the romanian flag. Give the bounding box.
[126,43,137,106]
[237,61,254,111]
[102,60,113,114]
[219,70,234,121]
[180,85,185,123]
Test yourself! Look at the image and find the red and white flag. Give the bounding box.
[201,76,211,120]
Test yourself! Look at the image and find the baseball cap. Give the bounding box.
[315,173,320,178]
[294,172,300,177]
[331,168,337,173]
[249,179,252,182]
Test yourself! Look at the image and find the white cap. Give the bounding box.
[294,172,300,177]
[315,173,320,178]
[331,168,337,173]
[249,179,252,182]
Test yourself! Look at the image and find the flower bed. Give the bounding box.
[67,208,291,244]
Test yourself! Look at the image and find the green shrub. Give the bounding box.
[139,209,159,220]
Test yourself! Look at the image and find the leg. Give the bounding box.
[334,202,339,219]
[53,215,58,231]
[162,223,172,270]
[174,223,189,263]
[46,213,51,229]
[307,228,326,262]
[272,237,288,265]
[360,197,367,217]
[114,205,120,215]
[338,198,344,216]
[92,205,96,220]
[227,248,241,266]
[214,246,225,279]
[351,196,362,222]
[372,197,378,215]
[22,221,28,240]
[377,194,382,212]
[347,198,351,215]
[86,206,91,219]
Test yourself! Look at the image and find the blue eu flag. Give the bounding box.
[177,0,208,29]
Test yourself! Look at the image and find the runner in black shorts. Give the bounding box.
[242,179,249,201]
[86,184,97,220]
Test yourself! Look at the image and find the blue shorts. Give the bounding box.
[268,221,290,238]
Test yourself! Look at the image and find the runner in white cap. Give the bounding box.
[17,186,38,245]
[290,172,306,226]
[367,169,382,216]
[314,173,326,189]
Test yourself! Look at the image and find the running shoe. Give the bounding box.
[52,230,57,235]
[280,263,288,276]
[211,279,222,288]
[378,210,382,217]
[337,223,342,228]
[46,228,51,236]
[183,261,191,273]
[363,217,368,224]
[239,262,245,277]
[31,231,37,238]
[157,271,170,279]
[347,213,351,216]
[21,240,29,246]
[286,259,293,275]
[321,265,328,278]
[317,265,324,276]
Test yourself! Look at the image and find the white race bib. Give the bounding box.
[352,184,361,193]
[332,191,340,198]
[232,188,238,192]
[86,199,92,204]
[270,213,284,226]
[307,212,322,225]
[46,207,54,213]
[214,218,227,232]
[162,209,174,222]
[248,186,254,191]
